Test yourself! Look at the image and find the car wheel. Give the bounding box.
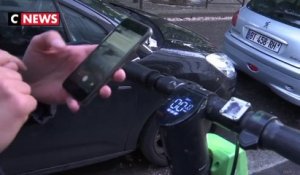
[139,115,168,167]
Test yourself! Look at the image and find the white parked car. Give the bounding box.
[224,0,300,105]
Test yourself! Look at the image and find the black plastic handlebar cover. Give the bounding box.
[261,119,300,165]
[124,61,160,85]
[124,62,185,94]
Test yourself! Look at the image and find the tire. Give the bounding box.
[139,116,168,167]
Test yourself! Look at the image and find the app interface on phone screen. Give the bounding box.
[75,25,143,92]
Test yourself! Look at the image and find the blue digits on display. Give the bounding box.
[166,97,194,116]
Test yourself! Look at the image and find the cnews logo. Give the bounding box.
[8,12,60,26]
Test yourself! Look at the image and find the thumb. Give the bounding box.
[66,96,80,113]
[2,62,19,71]
[30,30,66,51]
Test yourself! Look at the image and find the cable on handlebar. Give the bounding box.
[230,135,239,175]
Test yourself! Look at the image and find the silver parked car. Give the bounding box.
[224,0,300,105]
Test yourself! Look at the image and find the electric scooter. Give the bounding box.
[125,61,300,175]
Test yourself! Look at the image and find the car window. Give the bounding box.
[0,0,65,56]
[248,0,300,28]
[157,22,216,53]
[79,0,125,23]
[60,5,107,44]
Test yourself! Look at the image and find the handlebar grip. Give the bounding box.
[261,120,300,165]
[124,62,159,84]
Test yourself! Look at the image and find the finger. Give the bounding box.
[11,94,38,124]
[99,85,111,98]
[113,69,126,82]
[0,50,27,70]
[6,56,27,71]
[7,92,37,116]
[5,80,31,95]
[0,79,31,95]
[66,96,80,113]
[0,67,22,80]
[77,44,97,55]
[30,30,66,51]
[22,95,38,117]
[3,62,19,71]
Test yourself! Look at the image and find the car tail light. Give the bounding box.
[231,10,239,26]
[247,63,259,72]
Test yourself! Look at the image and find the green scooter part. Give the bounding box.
[207,133,248,175]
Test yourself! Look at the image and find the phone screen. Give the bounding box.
[63,18,151,103]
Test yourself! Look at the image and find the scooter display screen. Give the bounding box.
[166,97,195,117]
[157,87,206,126]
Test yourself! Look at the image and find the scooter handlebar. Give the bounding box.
[261,119,300,165]
[206,95,300,165]
[125,62,300,167]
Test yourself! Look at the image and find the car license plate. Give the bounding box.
[246,29,282,53]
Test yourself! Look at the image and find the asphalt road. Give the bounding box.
[57,18,300,175]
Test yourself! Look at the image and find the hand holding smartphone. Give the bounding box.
[63,18,152,105]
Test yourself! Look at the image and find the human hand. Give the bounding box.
[0,65,37,152]
[22,31,126,112]
[0,49,26,71]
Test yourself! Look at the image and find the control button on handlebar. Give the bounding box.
[219,97,251,121]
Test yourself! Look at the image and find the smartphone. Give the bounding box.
[63,18,152,105]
